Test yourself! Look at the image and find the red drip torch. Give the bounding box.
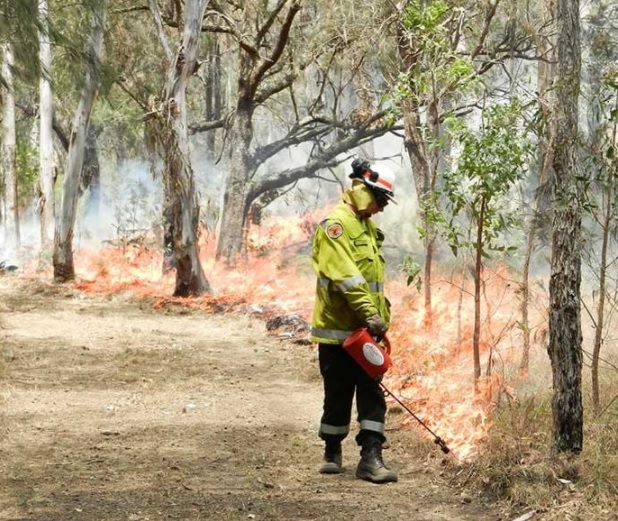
[343,328,451,455]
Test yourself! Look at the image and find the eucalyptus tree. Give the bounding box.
[144,0,212,296]
[1,42,19,248]
[197,0,402,264]
[104,1,401,272]
[586,85,618,415]
[547,0,584,454]
[581,1,618,414]
[439,102,532,384]
[394,0,546,329]
[500,0,556,374]
[38,0,55,250]
[53,0,108,281]
[1,0,49,253]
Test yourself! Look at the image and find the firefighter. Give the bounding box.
[311,158,398,484]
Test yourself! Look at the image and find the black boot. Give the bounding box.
[319,441,343,474]
[356,441,397,483]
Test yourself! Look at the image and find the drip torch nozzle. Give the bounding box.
[434,437,450,454]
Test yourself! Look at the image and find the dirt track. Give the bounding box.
[0,278,504,521]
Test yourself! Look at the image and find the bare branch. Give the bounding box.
[114,77,149,112]
[148,0,173,63]
[471,0,502,60]
[254,72,297,104]
[250,115,403,200]
[252,117,333,162]
[251,1,301,91]
[256,0,288,42]
[203,7,260,56]
[111,5,148,15]
[188,116,229,134]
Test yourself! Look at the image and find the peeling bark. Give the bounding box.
[38,0,55,250]
[547,0,584,454]
[1,43,20,250]
[53,2,107,282]
[148,0,211,296]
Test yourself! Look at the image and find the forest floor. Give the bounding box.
[1,276,526,521]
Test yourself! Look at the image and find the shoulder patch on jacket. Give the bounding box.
[326,223,343,239]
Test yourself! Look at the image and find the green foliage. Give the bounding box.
[399,255,422,290]
[583,70,618,225]
[387,0,479,158]
[393,0,477,105]
[436,100,533,258]
[0,0,40,77]
[402,0,449,36]
[15,137,38,206]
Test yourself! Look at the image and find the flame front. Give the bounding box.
[25,216,538,462]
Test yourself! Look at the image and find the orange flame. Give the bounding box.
[22,216,537,462]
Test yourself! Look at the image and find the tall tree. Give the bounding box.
[201,1,399,264]
[582,0,618,414]
[146,0,211,296]
[1,43,20,249]
[107,1,400,269]
[547,0,584,453]
[53,0,108,282]
[213,0,302,264]
[516,0,555,374]
[440,102,531,385]
[38,0,56,250]
[395,0,537,328]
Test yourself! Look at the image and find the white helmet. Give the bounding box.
[361,164,397,204]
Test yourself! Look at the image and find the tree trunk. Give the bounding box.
[472,196,486,386]
[53,2,107,282]
[520,0,556,375]
[216,104,254,265]
[591,106,616,414]
[156,0,211,296]
[1,43,20,250]
[38,0,55,251]
[204,37,222,159]
[591,171,611,414]
[79,125,101,217]
[547,0,584,453]
[519,223,534,374]
[401,98,435,327]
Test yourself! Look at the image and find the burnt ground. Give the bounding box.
[0,278,510,521]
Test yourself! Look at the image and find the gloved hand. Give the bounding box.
[351,158,371,179]
[366,314,387,338]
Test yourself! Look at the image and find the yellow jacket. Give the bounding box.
[310,201,390,344]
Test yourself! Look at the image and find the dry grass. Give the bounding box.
[454,387,618,520]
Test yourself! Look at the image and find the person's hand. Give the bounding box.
[366,314,387,337]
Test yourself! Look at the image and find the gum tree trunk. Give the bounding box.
[148,0,211,296]
[53,2,107,282]
[519,3,555,374]
[38,0,55,250]
[216,105,254,264]
[1,43,20,250]
[547,0,584,454]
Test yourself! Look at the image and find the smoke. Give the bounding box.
[75,158,162,250]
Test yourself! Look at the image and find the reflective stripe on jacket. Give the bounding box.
[310,201,390,345]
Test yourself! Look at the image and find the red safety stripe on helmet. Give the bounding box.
[363,170,393,191]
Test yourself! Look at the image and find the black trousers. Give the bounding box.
[318,343,386,446]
